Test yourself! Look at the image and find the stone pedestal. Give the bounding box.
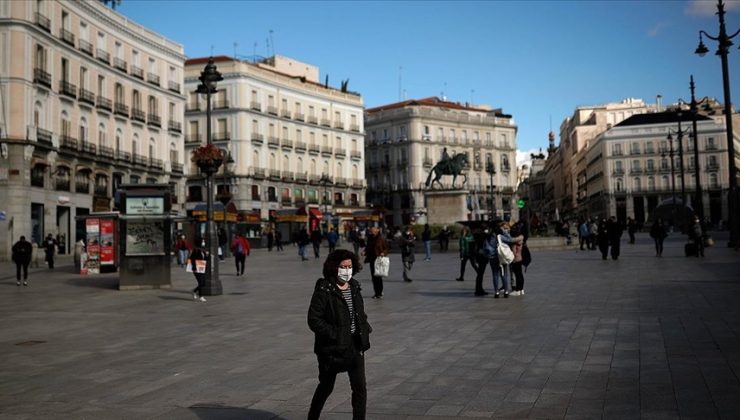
[425,190,469,225]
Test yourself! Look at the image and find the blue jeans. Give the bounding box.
[492,262,510,292]
[178,249,188,266]
[424,241,432,259]
[299,244,307,259]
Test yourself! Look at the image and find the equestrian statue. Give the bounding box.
[425,148,469,189]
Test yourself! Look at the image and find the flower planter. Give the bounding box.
[196,159,223,175]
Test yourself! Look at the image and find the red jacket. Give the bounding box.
[230,236,251,256]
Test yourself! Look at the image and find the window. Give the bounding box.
[662,175,669,188]
[631,142,640,154]
[615,178,623,192]
[148,57,156,73]
[115,41,122,59]
[647,159,654,170]
[61,57,69,81]
[615,161,623,172]
[132,90,141,110]
[399,125,406,140]
[633,177,641,191]
[462,130,468,144]
[97,31,105,49]
[98,123,106,147]
[251,185,260,200]
[148,96,157,115]
[132,50,140,66]
[660,157,668,170]
[79,117,87,142]
[613,144,623,155]
[631,160,640,171]
[437,127,444,140]
[80,22,88,41]
[79,67,87,89]
[97,75,105,97]
[34,44,46,70]
[707,137,716,149]
[710,173,719,188]
[645,142,654,153]
[114,83,124,103]
[296,129,302,142]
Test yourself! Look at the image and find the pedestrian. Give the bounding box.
[589,218,598,250]
[175,234,191,267]
[509,223,526,296]
[326,227,339,253]
[217,227,227,261]
[311,227,323,259]
[422,224,432,261]
[689,215,705,257]
[266,227,274,252]
[597,217,609,259]
[297,228,310,261]
[578,219,590,250]
[438,225,450,252]
[275,229,284,251]
[456,226,478,282]
[43,233,57,269]
[363,226,389,299]
[349,227,361,255]
[399,225,416,282]
[307,249,371,420]
[627,217,637,244]
[473,226,491,296]
[607,216,623,260]
[650,216,668,257]
[188,239,209,302]
[230,232,251,276]
[12,236,33,286]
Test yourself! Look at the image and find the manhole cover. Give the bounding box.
[15,340,46,346]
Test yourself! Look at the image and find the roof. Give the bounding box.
[615,110,712,127]
[366,96,510,117]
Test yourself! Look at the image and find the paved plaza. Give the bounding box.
[1,233,739,419]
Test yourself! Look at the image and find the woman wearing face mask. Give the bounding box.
[307,249,372,420]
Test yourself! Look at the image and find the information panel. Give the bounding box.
[125,221,165,256]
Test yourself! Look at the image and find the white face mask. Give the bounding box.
[337,267,352,283]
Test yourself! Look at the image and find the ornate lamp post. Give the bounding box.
[217,152,236,256]
[486,160,496,221]
[695,0,739,247]
[195,58,223,295]
[319,174,332,230]
[667,110,688,231]
[661,137,678,229]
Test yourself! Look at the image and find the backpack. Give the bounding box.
[521,244,532,267]
[496,235,515,265]
[482,236,497,258]
[236,240,244,255]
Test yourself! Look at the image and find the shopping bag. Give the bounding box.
[373,256,390,277]
[187,259,207,273]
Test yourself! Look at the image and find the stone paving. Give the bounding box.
[1,232,739,419]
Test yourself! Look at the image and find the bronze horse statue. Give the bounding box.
[425,153,469,189]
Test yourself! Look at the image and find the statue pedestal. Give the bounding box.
[425,190,469,225]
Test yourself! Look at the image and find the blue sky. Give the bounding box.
[116,0,739,163]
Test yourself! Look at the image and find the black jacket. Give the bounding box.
[307,278,371,359]
[12,240,32,264]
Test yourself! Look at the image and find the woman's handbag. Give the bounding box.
[373,256,390,277]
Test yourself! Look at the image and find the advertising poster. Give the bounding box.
[125,222,165,255]
[86,218,101,274]
[100,219,115,266]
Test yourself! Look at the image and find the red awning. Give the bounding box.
[309,208,323,220]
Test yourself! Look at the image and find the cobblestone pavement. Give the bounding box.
[1,232,739,419]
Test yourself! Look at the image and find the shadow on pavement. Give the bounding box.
[65,276,119,289]
[190,404,286,420]
[158,295,194,301]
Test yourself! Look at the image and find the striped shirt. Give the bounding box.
[341,287,355,334]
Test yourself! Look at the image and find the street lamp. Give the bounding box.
[666,109,688,230]
[486,160,496,221]
[195,57,223,296]
[319,173,332,230]
[695,0,739,247]
[217,151,236,256]
[661,137,678,229]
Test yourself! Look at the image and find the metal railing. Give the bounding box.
[133,153,148,166]
[250,101,261,111]
[213,131,230,141]
[351,150,361,160]
[60,135,78,150]
[59,80,77,98]
[213,100,229,109]
[79,39,93,56]
[147,73,160,86]
[308,144,320,154]
[294,112,304,121]
[168,81,180,93]
[185,102,200,112]
[281,139,293,149]
[149,157,163,169]
[308,115,318,124]
[268,136,280,147]
[295,141,307,150]
[99,145,114,159]
[320,118,331,127]
[267,105,278,115]
[81,141,97,155]
[114,102,129,117]
[281,109,291,118]
[350,124,360,132]
[251,133,264,143]
[131,108,145,122]
[185,134,202,144]
[36,128,52,145]
[335,148,346,157]
[320,146,333,155]
[171,162,184,173]
[131,66,144,79]
[60,28,75,46]
[79,88,95,105]
[35,13,50,32]
[168,120,182,133]
[147,114,161,127]
[116,150,131,162]
[96,49,110,64]
[113,58,127,72]
[33,68,51,87]
[96,96,112,111]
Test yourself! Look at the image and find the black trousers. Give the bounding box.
[193,273,205,295]
[234,254,246,275]
[313,243,321,258]
[459,256,477,279]
[46,252,54,268]
[654,238,664,256]
[599,241,609,259]
[328,242,336,253]
[474,255,488,294]
[610,242,621,260]
[16,261,30,281]
[308,350,366,420]
[511,262,524,291]
[369,260,383,297]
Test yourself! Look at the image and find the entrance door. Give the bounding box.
[75,207,89,243]
[633,197,645,227]
[57,206,70,254]
[31,203,44,245]
[709,192,722,226]
[616,198,627,225]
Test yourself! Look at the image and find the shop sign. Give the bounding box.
[126,197,164,215]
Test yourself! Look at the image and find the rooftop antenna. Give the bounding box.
[442,82,447,101]
[269,29,275,56]
[403,88,407,101]
[233,42,238,59]
[398,65,403,101]
[265,37,270,58]
[210,45,214,56]
[470,89,475,106]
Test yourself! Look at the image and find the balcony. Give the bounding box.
[350,124,360,132]
[149,157,164,170]
[281,139,293,149]
[147,114,161,127]
[185,102,200,112]
[612,150,623,156]
[295,141,307,151]
[59,28,75,47]
[281,171,294,181]
[81,141,97,155]
[185,134,202,144]
[79,39,93,56]
[213,131,230,142]
[269,169,281,179]
[705,163,719,171]
[78,88,95,105]
[267,105,278,115]
[168,81,180,93]
[96,96,112,112]
[335,148,346,157]
[706,144,718,151]
[60,135,78,151]
[268,136,280,147]
[35,13,50,32]
[281,196,292,205]
[308,196,319,204]
[36,128,53,146]
[630,168,642,175]
[94,185,108,196]
[321,146,333,156]
[645,167,656,174]
[33,68,52,88]
[213,100,229,109]
[308,115,318,124]
[96,49,110,64]
[114,102,129,117]
[99,145,114,159]
[168,120,182,133]
[309,174,321,184]
[294,112,304,121]
[110,57,126,72]
[133,153,148,166]
[334,121,344,130]
[59,80,77,99]
[251,167,266,179]
[351,150,361,160]
[131,66,143,79]
[172,162,184,173]
[296,172,308,183]
[250,101,261,111]
[116,150,131,162]
[147,73,160,86]
[320,118,331,127]
[281,109,291,118]
[612,169,625,176]
[630,149,641,156]
[501,165,511,173]
[55,179,70,191]
[131,108,145,122]
[308,144,320,154]
[335,177,348,186]
[352,180,364,189]
[250,133,264,144]
[75,182,90,194]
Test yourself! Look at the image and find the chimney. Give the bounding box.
[656,95,663,112]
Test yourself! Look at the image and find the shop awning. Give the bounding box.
[271,208,307,223]
[309,208,323,220]
[192,202,238,222]
[352,209,382,221]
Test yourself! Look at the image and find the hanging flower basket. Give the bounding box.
[192,144,224,175]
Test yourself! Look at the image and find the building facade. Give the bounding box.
[585,110,735,227]
[0,0,186,260]
[364,97,519,226]
[183,55,365,236]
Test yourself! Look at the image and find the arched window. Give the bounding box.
[615,178,623,192]
[253,150,260,167]
[170,142,178,163]
[323,160,329,176]
[297,157,303,173]
[115,129,122,151]
[97,123,106,147]
[633,177,641,192]
[648,176,655,191]
[60,111,71,138]
[132,133,139,154]
[337,162,343,177]
[34,101,43,127]
[148,95,157,115]
[352,164,358,180]
[79,117,88,142]
[710,173,718,188]
[283,154,289,171]
[269,152,276,169]
[115,83,124,104]
[311,159,317,175]
[149,138,155,158]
